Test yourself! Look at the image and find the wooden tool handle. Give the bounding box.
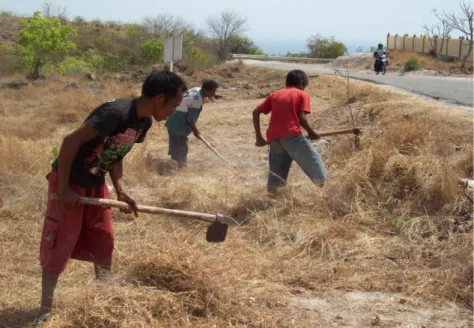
[199,135,234,167]
[318,128,362,137]
[50,194,222,224]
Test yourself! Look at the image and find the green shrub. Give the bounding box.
[0,11,13,17]
[0,44,21,73]
[100,53,129,72]
[404,57,420,71]
[56,56,93,75]
[140,39,164,64]
[86,52,106,74]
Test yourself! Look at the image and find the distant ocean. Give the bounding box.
[254,37,379,56]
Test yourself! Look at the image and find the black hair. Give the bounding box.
[142,71,188,101]
[202,79,219,90]
[285,70,309,88]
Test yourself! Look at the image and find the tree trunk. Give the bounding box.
[461,40,473,69]
[30,61,42,80]
[461,39,472,69]
[437,39,445,59]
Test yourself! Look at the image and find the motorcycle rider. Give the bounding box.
[373,43,386,72]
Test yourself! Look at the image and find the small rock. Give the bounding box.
[399,298,407,304]
[369,315,381,326]
[3,81,28,89]
[32,80,45,86]
[289,287,306,295]
[86,73,97,81]
[64,82,80,90]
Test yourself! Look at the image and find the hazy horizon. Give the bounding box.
[0,0,465,55]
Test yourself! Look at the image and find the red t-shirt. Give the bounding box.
[258,87,311,143]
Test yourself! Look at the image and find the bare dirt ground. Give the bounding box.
[0,63,472,327]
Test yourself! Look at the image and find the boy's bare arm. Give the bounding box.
[109,160,138,216]
[253,107,267,146]
[187,114,200,138]
[298,111,320,140]
[57,124,98,207]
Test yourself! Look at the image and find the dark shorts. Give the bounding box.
[168,133,189,163]
[40,170,114,274]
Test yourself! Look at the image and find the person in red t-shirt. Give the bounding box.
[253,70,328,194]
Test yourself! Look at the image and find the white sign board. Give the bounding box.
[164,38,174,63]
[164,34,183,63]
[173,34,183,62]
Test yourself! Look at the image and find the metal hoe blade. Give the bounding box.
[206,222,228,243]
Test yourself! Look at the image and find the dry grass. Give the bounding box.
[0,63,472,327]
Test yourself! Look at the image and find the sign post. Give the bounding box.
[164,34,183,72]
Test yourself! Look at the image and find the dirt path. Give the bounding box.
[290,291,472,327]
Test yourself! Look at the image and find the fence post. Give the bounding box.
[403,34,406,50]
[394,35,397,50]
[459,37,463,59]
[422,36,425,53]
[446,38,449,56]
[387,33,390,49]
[412,35,415,52]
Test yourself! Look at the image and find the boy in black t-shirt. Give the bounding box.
[39,71,187,320]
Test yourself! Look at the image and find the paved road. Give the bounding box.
[243,60,474,107]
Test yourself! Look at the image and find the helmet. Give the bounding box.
[378,43,383,49]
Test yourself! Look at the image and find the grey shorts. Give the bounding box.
[168,133,188,163]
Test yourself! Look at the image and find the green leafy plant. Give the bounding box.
[404,57,420,71]
[306,34,347,58]
[50,146,59,165]
[56,56,93,75]
[229,35,264,55]
[18,11,77,79]
[393,216,406,227]
[140,39,164,64]
[100,53,129,72]
[0,11,13,17]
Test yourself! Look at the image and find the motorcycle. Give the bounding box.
[374,53,388,75]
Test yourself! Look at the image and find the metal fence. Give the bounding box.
[232,54,333,63]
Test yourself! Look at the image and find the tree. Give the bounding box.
[229,36,264,55]
[206,10,247,61]
[18,11,77,79]
[42,2,67,23]
[142,15,190,39]
[423,10,453,59]
[440,1,473,68]
[306,34,347,58]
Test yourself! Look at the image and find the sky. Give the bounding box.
[0,0,465,54]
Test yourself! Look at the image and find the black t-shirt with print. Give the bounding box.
[52,98,152,188]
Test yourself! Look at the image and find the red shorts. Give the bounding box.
[40,170,114,274]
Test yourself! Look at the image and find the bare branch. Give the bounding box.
[42,2,52,17]
[442,1,473,40]
[142,15,190,39]
[206,10,247,61]
[439,1,473,67]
